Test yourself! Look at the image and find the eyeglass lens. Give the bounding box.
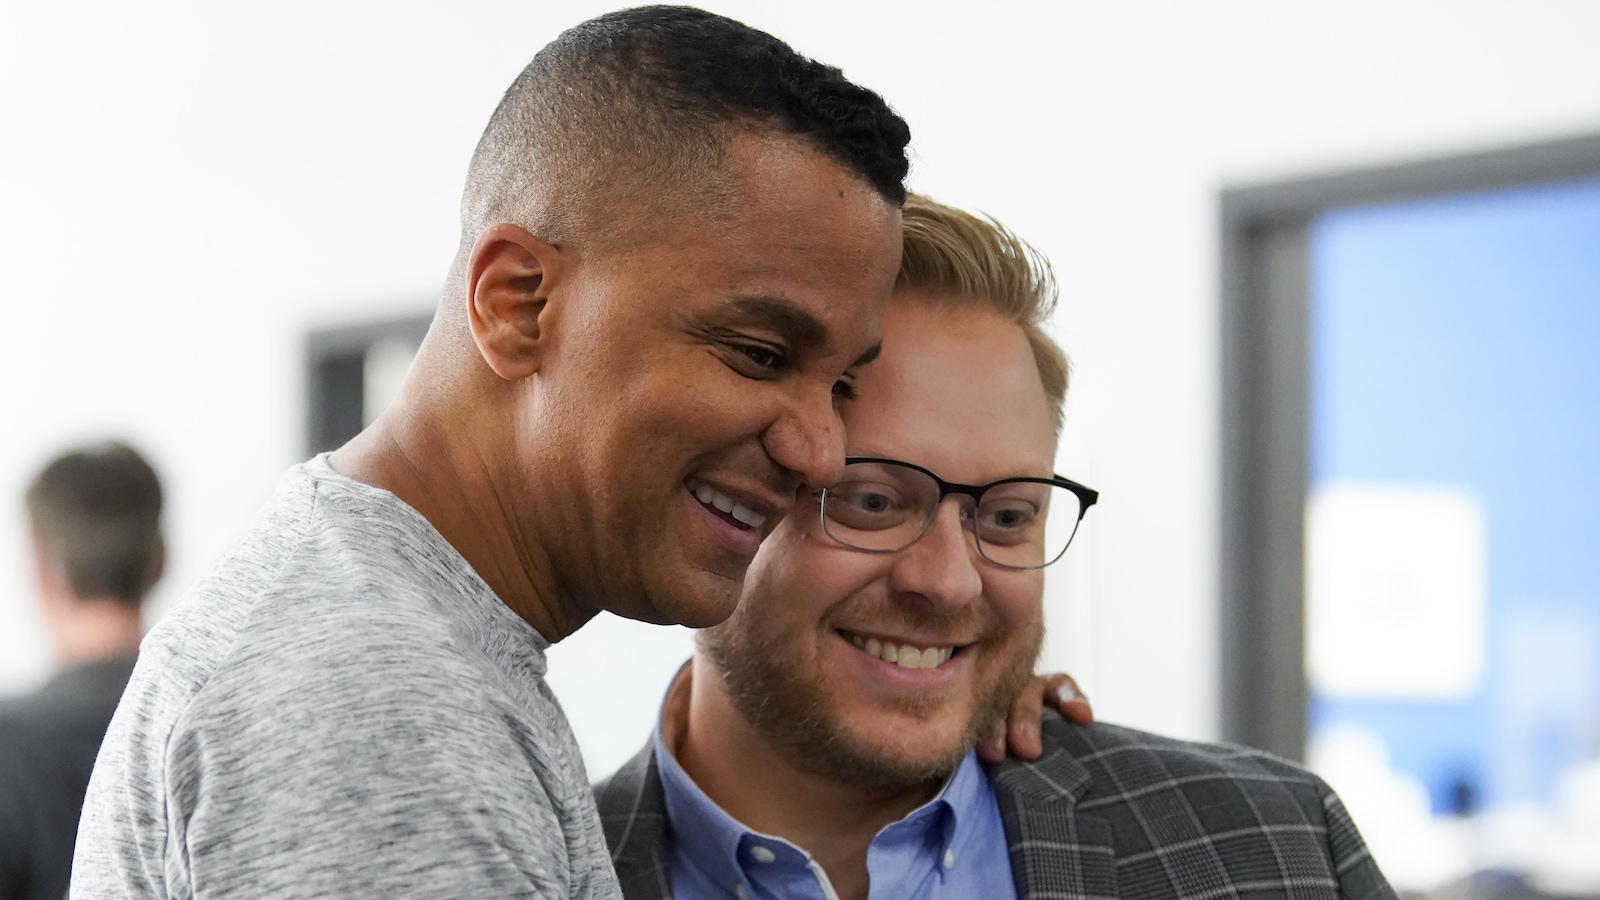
[821,460,1085,569]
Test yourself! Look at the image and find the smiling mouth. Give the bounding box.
[840,630,958,670]
[687,479,768,530]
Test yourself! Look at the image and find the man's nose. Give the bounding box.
[761,385,847,491]
[889,500,984,612]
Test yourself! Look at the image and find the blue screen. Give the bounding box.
[1308,177,1600,814]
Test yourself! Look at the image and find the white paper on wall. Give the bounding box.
[1305,483,1487,700]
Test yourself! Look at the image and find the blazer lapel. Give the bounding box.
[989,739,1118,900]
[594,744,675,900]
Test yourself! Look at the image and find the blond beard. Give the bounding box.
[698,611,1043,795]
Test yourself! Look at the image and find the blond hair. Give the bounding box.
[897,193,1069,433]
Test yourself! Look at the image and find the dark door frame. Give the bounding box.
[1218,132,1600,761]
[304,311,433,458]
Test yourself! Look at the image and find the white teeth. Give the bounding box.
[845,632,954,670]
[691,482,766,528]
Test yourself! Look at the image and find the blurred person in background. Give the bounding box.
[1,442,162,900]
[595,196,1394,900]
[73,7,911,899]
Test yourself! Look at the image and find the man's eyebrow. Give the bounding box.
[851,342,883,369]
[727,296,827,350]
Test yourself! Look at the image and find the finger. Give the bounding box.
[1004,678,1046,760]
[1050,674,1094,725]
[977,718,1007,763]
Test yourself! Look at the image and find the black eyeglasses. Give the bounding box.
[819,456,1099,570]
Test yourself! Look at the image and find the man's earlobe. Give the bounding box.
[466,224,564,381]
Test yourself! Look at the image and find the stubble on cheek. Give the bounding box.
[698,609,1045,794]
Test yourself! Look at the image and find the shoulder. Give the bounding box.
[1030,714,1339,826]
[148,465,531,735]
[76,468,592,898]
[1034,715,1384,870]
[168,549,549,782]
[158,488,563,801]
[992,715,1394,897]
[994,711,1352,837]
[137,469,560,799]
[592,743,673,900]
[153,613,589,898]
[1049,715,1327,793]
[994,713,1333,816]
[592,742,663,845]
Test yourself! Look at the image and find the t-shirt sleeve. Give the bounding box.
[158,643,581,899]
[75,623,592,900]
[73,653,177,900]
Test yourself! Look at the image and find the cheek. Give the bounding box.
[629,366,785,457]
[745,526,886,629]
[985,573,1045,633]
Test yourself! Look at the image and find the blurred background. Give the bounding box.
[2,1,1598,893]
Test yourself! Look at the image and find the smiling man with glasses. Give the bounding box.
[594,195,1394,900]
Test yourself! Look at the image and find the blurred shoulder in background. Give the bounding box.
[0,441,162,900]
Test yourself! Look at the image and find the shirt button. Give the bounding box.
[943,850,955,870]
[734,885,751,900]
[749,844,777,864]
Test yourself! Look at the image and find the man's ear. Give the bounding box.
[31,542,67,608]
[147,536,166,591]
[465,223,566,381]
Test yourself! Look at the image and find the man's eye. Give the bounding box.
[737,343,785,371]
[832,378,857,401]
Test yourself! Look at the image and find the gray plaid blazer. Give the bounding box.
[592,712,1396,900]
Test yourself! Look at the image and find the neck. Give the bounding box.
[672,659,941,900]
[49,598,142,668]
[329,378,593,642]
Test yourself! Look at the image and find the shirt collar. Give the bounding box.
[653,664,755,895]
[651,661,992,891]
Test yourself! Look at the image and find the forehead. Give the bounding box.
[613,130,903,353]
[843,298,1058,483]
[715,132,901,274]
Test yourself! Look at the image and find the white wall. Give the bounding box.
[4,0,1599,778]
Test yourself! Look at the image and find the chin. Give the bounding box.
[864,716,975,765]
[640,570,742,628]
[798,713,977,792]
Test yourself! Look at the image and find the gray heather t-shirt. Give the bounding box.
[71,456,622,900]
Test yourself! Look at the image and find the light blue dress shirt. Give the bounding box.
[653,723,1019,900]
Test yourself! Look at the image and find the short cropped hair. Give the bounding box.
[26,442,164,607]
[462,5,911,248]
[898,194,1070,433]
